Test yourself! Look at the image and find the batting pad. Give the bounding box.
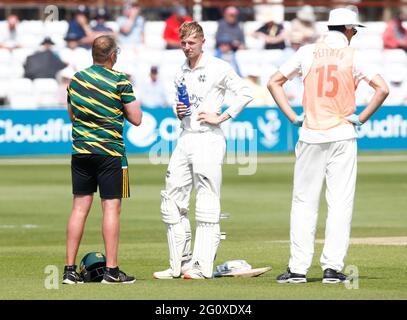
[191,222,221,278]
[166,223,187,277]
[195,191,221,223]
[160,190,181,224]
[180,215,192,261]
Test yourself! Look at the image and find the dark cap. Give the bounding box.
[95,7,109,19]
[41,36,55,45]
[76,5,89,16]
[150,66,158,74]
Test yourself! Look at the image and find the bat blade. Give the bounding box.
[214,266,272,278]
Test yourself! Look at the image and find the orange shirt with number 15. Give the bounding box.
[302,42,356,130]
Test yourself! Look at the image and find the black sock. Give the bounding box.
[106,266,119,277]
[65,265,76,271]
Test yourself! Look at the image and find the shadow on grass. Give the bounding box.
[306,275,377,283]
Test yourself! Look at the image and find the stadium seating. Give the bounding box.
[8,78,36,109]
[143,21,166,49]
[0,80,9,100]
[383,48,407,64]
[43,20,69,48]
[11,47,34,65]
[0,19,406,109]
[244,21,266,49]
[0,49,12,63]
[33,78,60,108]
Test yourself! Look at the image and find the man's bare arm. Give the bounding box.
[67,103,74,122]
[123,100,142,126]
[358,75,389,123]
[267,71,299,123]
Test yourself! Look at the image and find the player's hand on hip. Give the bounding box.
[292,113,304,127]
[345,114,363,126]
[197,112,221,125]
[176,103,188,120]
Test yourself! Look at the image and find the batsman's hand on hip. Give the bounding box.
[345,114,363,126]
[197,112,221,125]
[176,102,188,120]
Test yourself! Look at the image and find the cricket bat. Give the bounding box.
[213,266,272,278]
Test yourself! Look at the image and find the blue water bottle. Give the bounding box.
[177,82,191,116]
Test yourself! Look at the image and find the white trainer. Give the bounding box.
[153,268,180,279]
[153,260,193,279]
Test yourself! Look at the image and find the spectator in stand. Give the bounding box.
[383,11,407,51]
[92,7,114,34]
[59,33,92,72]
[0,14,21,50]
[215,6,245,51]
[252,18,286,50]
[117,1,145,47]
[163,5,192,49]
[214,34,242,76]
[287,31,304,52]
[66,5,98,50]
[23,37,67,80]
[288,5,318,47]
[136,66,168,107]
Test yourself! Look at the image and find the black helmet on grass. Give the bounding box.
[79,252,106,282]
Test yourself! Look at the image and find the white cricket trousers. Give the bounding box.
[288,138,357,275]
[162,128,226,277]
[165,129,226,215]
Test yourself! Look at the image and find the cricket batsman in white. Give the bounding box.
[153,21,253,280]
[268,7,389,283]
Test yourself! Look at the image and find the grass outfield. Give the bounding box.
[0,153,406,300]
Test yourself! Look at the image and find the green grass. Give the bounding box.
[0,153,406,300]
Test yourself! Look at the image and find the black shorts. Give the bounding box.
[71,154,130,199]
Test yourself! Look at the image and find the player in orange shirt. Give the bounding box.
[268,7,389,284]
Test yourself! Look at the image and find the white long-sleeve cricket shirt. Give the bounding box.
[173,52,253,132]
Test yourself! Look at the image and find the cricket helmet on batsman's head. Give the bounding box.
[79,252,106,282]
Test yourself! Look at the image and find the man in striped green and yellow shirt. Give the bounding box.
[64,35,142,285]
[68,62,135,157]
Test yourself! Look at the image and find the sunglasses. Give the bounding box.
[111,47,121,55]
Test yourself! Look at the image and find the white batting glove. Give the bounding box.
[345,114,362,126]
